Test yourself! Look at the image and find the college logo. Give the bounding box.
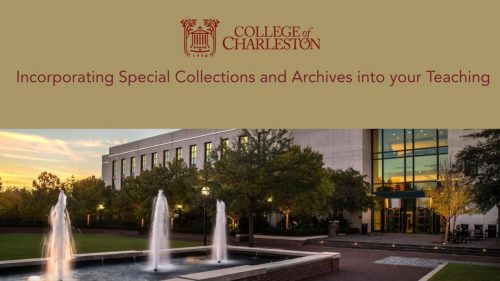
[181,19,219,57]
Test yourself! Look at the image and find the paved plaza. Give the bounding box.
[324,232,498,249]
[296,245,500,281]
[238,236,500,281]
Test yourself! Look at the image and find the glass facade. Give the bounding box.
[372,129,448,233]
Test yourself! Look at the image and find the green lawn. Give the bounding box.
[430,263,500,281]
[0,233,201,261]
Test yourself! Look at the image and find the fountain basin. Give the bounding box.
[0,246,340,281]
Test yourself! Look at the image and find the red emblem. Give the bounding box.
[181,19,220,57]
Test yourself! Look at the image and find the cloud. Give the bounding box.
[0,153,59,162]
[69,139,128,148]
[0,171,35,187]
[0,131,80,161]
[0,131,116,187]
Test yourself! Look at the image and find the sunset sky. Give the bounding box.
[0,129,176,188]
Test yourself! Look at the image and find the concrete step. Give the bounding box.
[304,239,500,257]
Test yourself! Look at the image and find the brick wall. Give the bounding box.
[237,258,339,281]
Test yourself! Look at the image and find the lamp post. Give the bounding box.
[97,203,105,222]
[201,186,210,246]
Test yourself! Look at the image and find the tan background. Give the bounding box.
[0,0,498,128]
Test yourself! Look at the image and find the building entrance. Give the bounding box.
[376,198,440,234]
[405,211,414,233]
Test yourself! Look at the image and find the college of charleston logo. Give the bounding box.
[181,19,219,57]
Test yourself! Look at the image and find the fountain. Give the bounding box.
[149,190,171,272]
[0,192,340,281]
[44,190,74,281]
[212,200,227,263]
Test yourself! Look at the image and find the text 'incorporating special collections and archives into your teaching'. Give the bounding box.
[16,69,491,87]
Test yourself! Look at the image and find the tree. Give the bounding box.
[32,171,65,191]
[269,145,330,229]
[28,172,65,224]
[425,165,475,243]
[211,129,293,247]
[201,162,244,233]
[0,177,3,191]
[328,168,373,217]
[110,184,135,225]
[124,160,197,228]
[68,176,107,226]
[164,159,198,227]
[455,129,500,229]
[0,187,25,224]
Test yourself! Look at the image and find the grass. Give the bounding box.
[430,263,500,281]
[0,233,201,261]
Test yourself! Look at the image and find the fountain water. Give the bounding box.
[44,190,74,281]
[149,190,171,272]
[212,200,227,263]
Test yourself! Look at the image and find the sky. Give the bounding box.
[0,129,177,188]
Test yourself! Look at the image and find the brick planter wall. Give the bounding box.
[237,257,339,281]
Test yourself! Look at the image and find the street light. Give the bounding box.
[201,186,210,246]
[97,203,105,222]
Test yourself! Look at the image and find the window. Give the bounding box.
[112,160,117,189]
[130,157,136,177]
[372,129,447,193]
[204,142,212,163]
[239,135,249,150]
[140,154,146,172]
[221,138,229,156]
[176,147,183,160]
[152,152,158,169]
[121,159,126,182]
[222,138,229,149]
[163,150,169,167]
[189,145,197,167]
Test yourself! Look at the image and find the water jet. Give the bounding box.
[148,190,171,272]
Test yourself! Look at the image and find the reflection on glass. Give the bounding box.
[373,159,382,184]
[405,156,413,182]
[405,129,413,150]
[414,155,437,181]
[438,129,448,147]
[414,181,437,190]
[372,129,447,193]
[414,129,437,149]
[414,148,437,156]
[383,129,405,154]
[384,157,404,184]
[373,129,382,154]
[417,198,431,208]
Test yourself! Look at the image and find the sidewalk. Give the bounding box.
[321,232,498,248]
[305,232,500,257]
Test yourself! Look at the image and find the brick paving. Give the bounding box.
[243,242,500,281]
